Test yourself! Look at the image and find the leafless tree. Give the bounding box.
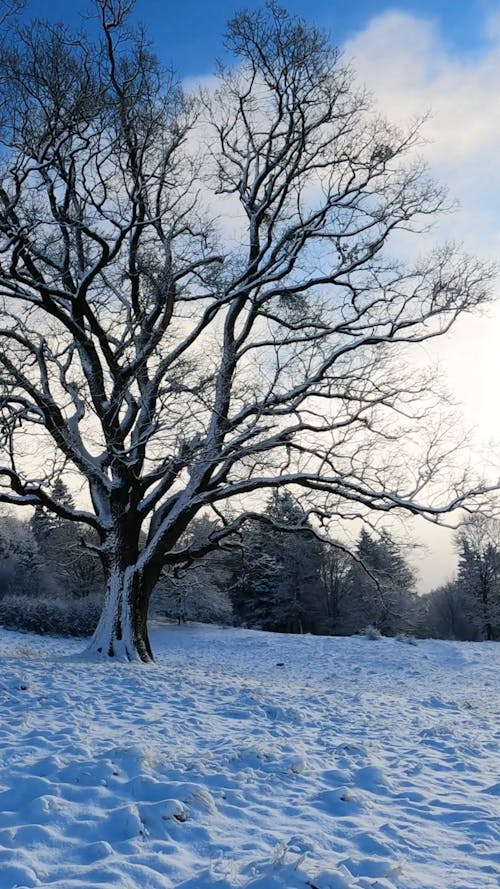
[0,0,495,660]
[420,581,474,640]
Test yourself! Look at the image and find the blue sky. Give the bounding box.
[24,1,497,77]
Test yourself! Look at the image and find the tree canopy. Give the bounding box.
[0,0,495,659]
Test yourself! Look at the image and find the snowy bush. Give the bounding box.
[360,624,383,640]
[396,632,418,646]
[151,577,234,625]
[0,594,103,637]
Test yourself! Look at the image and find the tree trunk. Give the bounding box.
[481,583,493,642]
[86,566,154,662]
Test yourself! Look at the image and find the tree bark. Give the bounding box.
[481,585,493,642]
[86,566,154,662]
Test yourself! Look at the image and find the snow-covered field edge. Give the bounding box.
[0,625,498,889]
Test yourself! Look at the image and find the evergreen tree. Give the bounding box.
[342,529,416,635]
[30,480,75,544]
[0,512,39,597]
[231,491,326,633]
[456,517,500,641]
[30,481,103,598]
[230,523,282,630]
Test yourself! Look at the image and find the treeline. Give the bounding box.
[0,486,498,640]
[422,516,500,641]
[157,492,499,641]
[0,482,104,635]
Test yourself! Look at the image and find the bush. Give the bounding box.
[151,574,234,625]
[395,632,418,646]
[360,624,383,640]
[0,594,103,637]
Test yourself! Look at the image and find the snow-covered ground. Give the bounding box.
[0,625,498,889]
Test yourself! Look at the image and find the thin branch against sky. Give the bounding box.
[4,0,500,601]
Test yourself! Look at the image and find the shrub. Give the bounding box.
[360,624,383,640]
[395,632,418,646]
[0,594,103,637]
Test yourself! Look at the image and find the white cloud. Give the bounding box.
[184,13,500,589]
[344,11,500,252]
[344,10,500,588]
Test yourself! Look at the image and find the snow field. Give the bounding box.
[0,625,498,888]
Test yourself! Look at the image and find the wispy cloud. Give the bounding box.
[343,10,500,588]
[183,10,500,589]
[345,11,500,253]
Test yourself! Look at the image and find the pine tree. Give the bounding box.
[31,480,75,545]
[456,518,500,641]
[229,522,281,630]
[0,513,39,597]
[342,529,416,635]
[30,481,103,598]
[231,492,326,633]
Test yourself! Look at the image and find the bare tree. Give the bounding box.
[420,581,475,640]
[0,1,495,660]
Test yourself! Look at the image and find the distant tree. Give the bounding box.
[151,516,233,624]
[341,529,417,635]
[318,542,351,634]
[30,480,103,599]
[231,491,326,633]
[455,516,500,641]
[230,519,282,631]
[30,479,75,545]
[0,1,494,660]
[0,511,38,596]
[266,491,326,633]
[0,506,103,636]
[419,580,476,641]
